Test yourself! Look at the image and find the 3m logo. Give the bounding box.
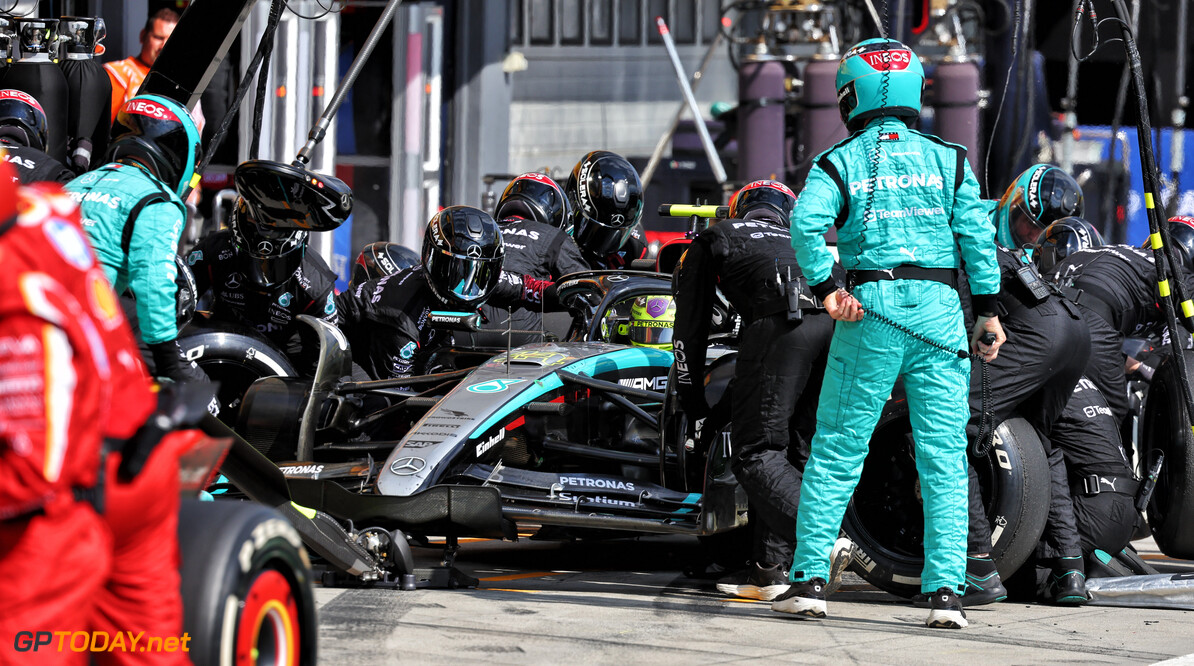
[0,89,43,112]
[123,99,180,123]
[860,49,913,71]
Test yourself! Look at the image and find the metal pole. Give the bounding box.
[655,16,727,184]
[296,0,401,165]
[641,27,724,189]
[1168,0,1189,215]
[1059,0,1081,173]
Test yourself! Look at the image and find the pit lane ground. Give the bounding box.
[315,535,1194,664]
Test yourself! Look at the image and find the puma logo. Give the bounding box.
[898,247,917,262]
[1100,477,1116,491]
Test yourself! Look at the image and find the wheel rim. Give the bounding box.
[236,569,301,666]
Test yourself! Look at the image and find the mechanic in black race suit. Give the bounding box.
[0,89,75,184]
[1047,215,1194,434]
[564,150,650,270]
[186,197,341,374]
[481,171,587,336]
[672,180,844,601]
[959,165,1092,606]
[338,206,548,380]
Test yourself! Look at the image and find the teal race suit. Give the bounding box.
[66,161,186,345]
[789,116,1001,595]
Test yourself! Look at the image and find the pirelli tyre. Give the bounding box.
[177,320,297,419]
[1138,349,1194,559]
[177,499,317,666]
[842,398,1050,598]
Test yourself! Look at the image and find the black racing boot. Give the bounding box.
[771,577,828,618]
[1045,556,1089,605]
[962,555,1007,606]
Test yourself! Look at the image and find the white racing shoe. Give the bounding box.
[824,537,855,595]
[925,587,969,629]
[716,562,790,601]
[771,578,828,618]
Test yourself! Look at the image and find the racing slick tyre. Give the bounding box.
[178,321,298,420]
[1138,349,1194,559]
[842,399,1050,598]
[177,499,317,666]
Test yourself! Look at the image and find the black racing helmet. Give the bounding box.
[230,198,308,288]
[0,88,48,151]
[422,206,505,309]
[494,172,570,228]
[994,164,1084,249]
[351,241,420,289]
[728,179,798,223]
[565,150,644,257]
[106,94,201,198]
[1166,216,1194,276]
[1032,216,1103,274]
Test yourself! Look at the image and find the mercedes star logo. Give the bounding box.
[225,272,243,289]
[256,241,275,255]
[466,244,483,258]
[389,456,427,476]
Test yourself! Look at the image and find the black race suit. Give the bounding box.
[1050,245,1194,427]
[1,140,75,184]
[965,247,1090,562]
[188,230,340,373]
[673,216,836,567]
[481,215,587,335]
[1049,377,1137,570]
[337,266,545,380]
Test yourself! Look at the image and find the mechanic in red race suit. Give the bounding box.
[0,165,187,665]
[564,151,650,270]
[0,89,76,184]
[187,197,341,373]
[481,171,588,336]
[672,180,843,601]
[338,206,550,380]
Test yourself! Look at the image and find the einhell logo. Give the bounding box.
[123,99,179,123]
[0,89,43,112]
[860,49,913,71]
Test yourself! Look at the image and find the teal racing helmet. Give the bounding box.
[836,38,925,132]
[1032,216,1103,274]
[993,164,1084,250]
[106,94,201,198]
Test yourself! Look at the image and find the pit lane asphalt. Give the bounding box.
[314,535,1194,664]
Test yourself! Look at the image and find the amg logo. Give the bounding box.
[619,376,667,391]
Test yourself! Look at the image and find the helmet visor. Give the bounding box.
[628,320,674,346]
[574,214,635,257]
[428,249,502,305]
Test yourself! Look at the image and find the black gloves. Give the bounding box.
[148,339,211,385]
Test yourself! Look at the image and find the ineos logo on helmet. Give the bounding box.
[0,89,42,112]
[124,100,179,122]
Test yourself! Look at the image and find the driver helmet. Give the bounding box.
[836,38,925,132]
[1033,216,1103,274]
[565,150,643,257]
[625,295,676,350]
[422,205,505,309]
[0,89,48,151]
[494,172,570,228]
[351,241,420,289]
[1165,216,1194,276]
[729,179,797,224]
[230,198,308,288]
[994,164,1084,249]
[106,94,202,199]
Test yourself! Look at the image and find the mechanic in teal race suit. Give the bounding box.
[771,39,1005,629]
[65,93,208,384]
